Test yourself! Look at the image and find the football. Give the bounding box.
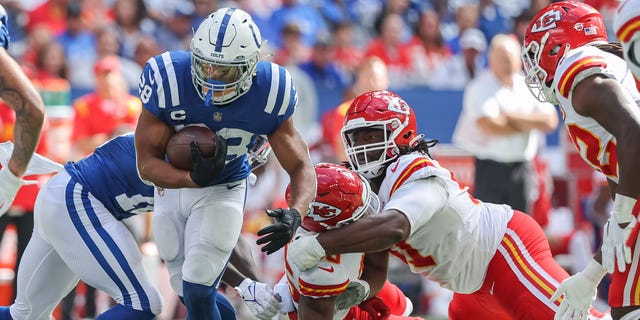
[166,126,216,170]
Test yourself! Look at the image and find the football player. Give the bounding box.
[0,134,279,320]
[614,0,640,83]
[272,163,422,320]
[285,90,611,320]
[521,2,640,319]
[0,4,45,216]
[134,7,316,319]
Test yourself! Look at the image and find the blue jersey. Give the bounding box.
[0,5,9,49]
[138,52,297,186]
[64,134,154,220]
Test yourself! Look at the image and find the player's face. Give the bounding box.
[348,127,386,165]
[193,60,241,84]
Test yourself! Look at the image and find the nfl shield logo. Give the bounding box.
[214,112,223,122]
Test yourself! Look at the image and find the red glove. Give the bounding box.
[358,296,390,320]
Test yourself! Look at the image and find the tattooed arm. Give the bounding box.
[0,48,44,177]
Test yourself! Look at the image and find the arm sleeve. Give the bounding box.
[383,177,448,235]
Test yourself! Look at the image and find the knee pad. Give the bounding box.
[182,246,228,285]
[152,214,182,261]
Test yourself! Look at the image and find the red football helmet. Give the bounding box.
[286,163,380,233]
[522,1,607,104]
[340,90,420,179]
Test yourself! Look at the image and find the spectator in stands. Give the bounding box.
[70,55,141,160]
[299,35,351,93]
[331,21,364,76]
[426,28,487,90]
[111,0,154,60]
[34,41,68,82]
[269,0,330,48]
[153,1,193,52]
[364,13,413,89]
[452,34,558,212]
[71,26,141,91]
[478,0,513,43]
[446,3,480,54]
[513,9,534,45]
[191,0,217,31]
[272,23,311,67]
[373,0,423,43]
[407,9,453,86]
[318,56,389,163]
[26,0,70,36]
[133,36,162,69]
[57,0,96,85]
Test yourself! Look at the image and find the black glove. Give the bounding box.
[189,135,227,187]
[256,208,301,254]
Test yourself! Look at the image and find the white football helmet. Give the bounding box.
[191,8,262,105]
[614,0,640,81]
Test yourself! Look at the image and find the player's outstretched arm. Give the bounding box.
[257,117,316,254]
[134,108,199,188]
[0,48,44,177]
[286,211,410,271]
[267,117,316,217]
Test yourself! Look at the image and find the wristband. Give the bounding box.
[613,193,638,223]
[583,259,607,283]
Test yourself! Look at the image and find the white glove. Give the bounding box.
[0,166,29,216]
[335,279,370,311]
[235,278,280,320]
[550,259,607,320]
[286,233,326,271]
[273,282,295,313]
[602,214,634,273]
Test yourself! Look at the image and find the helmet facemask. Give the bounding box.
[342,122,402,180]
[522,32,561,105]
[191,49,260,105]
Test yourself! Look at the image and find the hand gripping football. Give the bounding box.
[166,126,216,170]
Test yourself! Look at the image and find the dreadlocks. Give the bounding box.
[595,42,624,59]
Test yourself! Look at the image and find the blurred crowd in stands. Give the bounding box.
[0,0,624,319]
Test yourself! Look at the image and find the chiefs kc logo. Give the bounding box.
[530,9,562,33]
[309,203,342,221]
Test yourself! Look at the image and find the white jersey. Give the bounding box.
[614,0,640,81]
[551,46,640,182]
[285,235,364,320]
[377,153,513,293]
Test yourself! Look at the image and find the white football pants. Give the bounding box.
[9,171,163,320]
[152,178,247,296]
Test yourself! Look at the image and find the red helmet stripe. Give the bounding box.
[390,158,434,196]
[558,56,607,98]
[616,16,640,42]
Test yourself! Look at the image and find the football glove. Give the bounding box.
[358,296,390,320]
[0,166,29,216]
[602,215,634,273]
[285,233,326,271]
[550,259,607,320]
[189,135,227,187]
[273,282,295,313]
[235,278,280,320]
[335,279,370,311]
[256,208,301,254]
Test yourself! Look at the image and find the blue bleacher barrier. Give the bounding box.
[315,87,561,146]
